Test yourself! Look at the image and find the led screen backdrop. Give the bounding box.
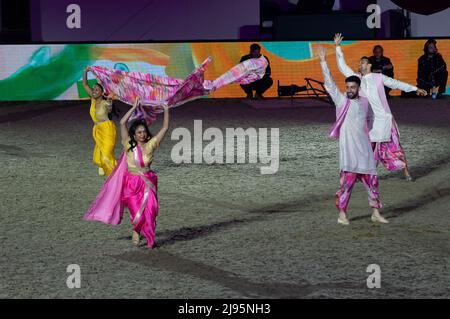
[0,39,448,102]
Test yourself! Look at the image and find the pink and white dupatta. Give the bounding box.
[329,97,371,140]
[329,98,351,140]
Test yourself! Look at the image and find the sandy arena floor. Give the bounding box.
[0,97,449,298]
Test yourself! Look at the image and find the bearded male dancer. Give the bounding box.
[318,46,389,225]
[334,33,427,181]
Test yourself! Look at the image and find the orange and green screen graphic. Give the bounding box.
[0,39,448,101]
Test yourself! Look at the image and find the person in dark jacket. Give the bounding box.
[240,43,273,99]
[417,39,448,98]
[369,45,394,97]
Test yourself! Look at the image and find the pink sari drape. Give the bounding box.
[84,145,159,248]
[83,153,127,225]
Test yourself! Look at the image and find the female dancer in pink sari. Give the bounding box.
[84,54,268,247]
[84,97,169,248]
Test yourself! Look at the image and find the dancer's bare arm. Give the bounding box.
[120,97,139,141]
[334,33,356,77]
[105,92,117,103]
[105,93,117,112]
[82,67,93,98]
[318,46,345,106]
[382,75,427,96]
[154,105,170,145]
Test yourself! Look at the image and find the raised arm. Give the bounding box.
[318,46,345,106]
[154,105,170,145]
[382,75,427,96]
[105,92,118,113]
[334,33,356,77]
[120,97,139,142]
[82,67,93,98]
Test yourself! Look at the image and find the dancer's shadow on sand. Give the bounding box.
[351,154,450,222]
[118,218,253,248]
[350,185,450,222]
[116,153,450,244]
[378,154,450,182]
[112,248,371,298]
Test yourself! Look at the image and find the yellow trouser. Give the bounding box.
[92,120,117,176]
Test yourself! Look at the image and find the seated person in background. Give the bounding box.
[369,45,394,97]
[240,43,273,99]
[417,38,448,98]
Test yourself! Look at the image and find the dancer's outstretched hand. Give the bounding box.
[334,33,343,46]
[416,88,427,96]
[317,46,327,61]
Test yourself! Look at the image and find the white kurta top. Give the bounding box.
[336,46,417,142]
[321,61,377,175]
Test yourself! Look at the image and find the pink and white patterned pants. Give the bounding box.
[374,122,407,171]
[335,171,382,213]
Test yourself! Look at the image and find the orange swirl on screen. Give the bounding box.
[92,46,170,66]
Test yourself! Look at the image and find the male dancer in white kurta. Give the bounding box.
[334,33,427,181]
[318,46,388,225]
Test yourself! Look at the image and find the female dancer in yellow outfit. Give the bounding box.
[83,66,117,176]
